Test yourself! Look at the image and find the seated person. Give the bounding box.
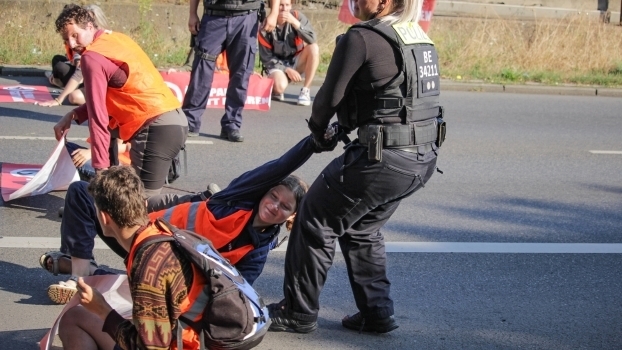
[39,4,109,107]
[41,135,322,304]
[258,0,319,106]
[57,166,197,349]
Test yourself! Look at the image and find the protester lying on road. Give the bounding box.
[40,135,323,304]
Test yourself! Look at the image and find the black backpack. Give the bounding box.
[137,219,270,350]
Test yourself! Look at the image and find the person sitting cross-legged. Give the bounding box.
[258,0,319,106]
[58,166,199,349]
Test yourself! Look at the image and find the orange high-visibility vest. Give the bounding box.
[148,201,254,264]
[216,51,229,72]
[85,31,181,141]
[126,223,204,350]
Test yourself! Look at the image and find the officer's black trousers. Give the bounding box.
[283,143,438,321]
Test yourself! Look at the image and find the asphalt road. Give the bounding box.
[0,75,621,349]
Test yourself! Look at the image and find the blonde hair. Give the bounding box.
[84,4,109,29]
[381,0,423,25]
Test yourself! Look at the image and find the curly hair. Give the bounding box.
[88,166,148,228]
[55,4,95,33]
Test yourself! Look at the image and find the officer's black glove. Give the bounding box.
[307,118,338,153]
[307,118,325,141]
[310,133,338,153]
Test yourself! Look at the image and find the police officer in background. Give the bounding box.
[183,0,279,141]
[267,0,445,334]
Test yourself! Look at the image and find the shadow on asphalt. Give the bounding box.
[388,193,622,242]
[1,191,64,223]
[0,328,53,350]
[0,105,61,124]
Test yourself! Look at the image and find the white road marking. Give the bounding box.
[0,136,213,144]
[589,150,622,155]
[2,237,621,253]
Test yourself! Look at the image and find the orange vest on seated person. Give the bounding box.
[148,201,254,265]
[85,31,181,141]
[126,223,205,350]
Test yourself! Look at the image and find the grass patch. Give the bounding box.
[2,1,622,87]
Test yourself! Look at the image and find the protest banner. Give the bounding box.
[1,136,79,202]
[161,72,274,111]
[39,275,131,350]
[0,85,53,103]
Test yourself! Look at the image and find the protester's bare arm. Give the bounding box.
[39,76,83,107]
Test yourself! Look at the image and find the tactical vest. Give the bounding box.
[337,19,442,130]
[204,0,261,12]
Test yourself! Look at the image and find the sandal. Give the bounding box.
[39,251,98,276]
[47,276,78,305]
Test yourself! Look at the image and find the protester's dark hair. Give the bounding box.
[276,175,308,231]
[55,4,95,33]
[278,174,308,212]
[88,166,148,228]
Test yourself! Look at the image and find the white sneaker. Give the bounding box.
[272,93,284,102]
[297,87,311,106]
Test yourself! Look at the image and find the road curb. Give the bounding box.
[2,65,621,97]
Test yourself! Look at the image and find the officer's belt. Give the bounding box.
[376,99,442,119]
[358,121,437,148]
[204,9,256,17]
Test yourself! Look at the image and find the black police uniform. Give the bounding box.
[280,19,445,324]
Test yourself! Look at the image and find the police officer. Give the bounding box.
[183,0,279,141]
[267,0,445,334]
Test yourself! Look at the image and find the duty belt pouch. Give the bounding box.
[436,117,446,148]
[367,125,383,162]
[413,120,437,145]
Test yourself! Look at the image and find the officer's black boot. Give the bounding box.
[267,301,317,333]
[342,312,399,333]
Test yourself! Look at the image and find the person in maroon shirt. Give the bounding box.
[52,4,187,196]
[47,4,188,304]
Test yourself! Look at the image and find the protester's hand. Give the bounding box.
[263,11,278,32]
[278,11,294,25]
[188,13,200,35]
[77,277,113,320]
[285,68,302,82]
[37,98,62,107]
[166,68,178,74]
[54,112,74,141]
[71,148,92,168]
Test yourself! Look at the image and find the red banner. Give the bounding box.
[0,85,53,103]
[160,72,274,111]
[338,0,436,32]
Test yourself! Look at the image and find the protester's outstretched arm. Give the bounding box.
[212,136,316,203]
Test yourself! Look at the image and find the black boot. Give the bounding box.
[342,312,399,333]
[267,301,317,333]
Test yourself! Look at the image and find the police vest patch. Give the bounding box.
[392,22,433,45]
